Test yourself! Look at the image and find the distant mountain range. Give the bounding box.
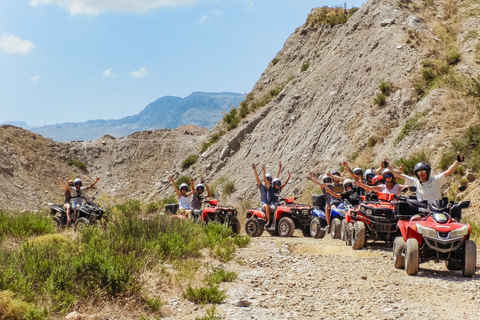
[2,92,244,142]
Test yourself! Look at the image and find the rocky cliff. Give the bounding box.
[1,0,479,213]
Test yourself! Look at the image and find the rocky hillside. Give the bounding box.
[28,92,244,142]
[2,0,480,213]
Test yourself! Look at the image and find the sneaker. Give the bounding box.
[326,225,330,233]
[264,222,271,229]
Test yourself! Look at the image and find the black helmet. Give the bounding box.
[414,162,431,181]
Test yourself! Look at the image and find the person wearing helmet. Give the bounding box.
[356,168,407,196]
[170,177,194,217]
[266,171,291,228]
[322,179,362,206]
[342,161,365,183]
[70,176,100,220]
[58,177,74,223]
[372,175,384,186]
[252,162,283,228]
[387,154,464,203]
[190,179,212,220]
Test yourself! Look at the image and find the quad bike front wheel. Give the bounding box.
[462,240,477,277]
[393,237,405,269]
[352,221,365,250]
[340,220,347,241]
[405,238,419,276]
[230,219,241,235]
[346,223,354,246]
[278,217,295,237]
[331,218,342,240]
[310,218,326,239]
[74,217,90,233]
[53,216,64,231]
[245,217,263,237]
[301,227,311,237]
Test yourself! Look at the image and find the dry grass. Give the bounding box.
[441,0,458,20]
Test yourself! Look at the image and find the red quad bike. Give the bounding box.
[393,186,476,277]
[345,192,398,250]
[199,197,241,234]
[245,190,312,237]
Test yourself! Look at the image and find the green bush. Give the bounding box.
[379,81,393,96]
[182,154,199,170]
[222,180,236,196]
[175,176,191,190]
[205,268,237,286]
[367,136,378,148]
[311,7,359,26]
[440,124,480,172]
[271,57,280,66]
[373,93,386,106]
[67,158,87,171]
[184,285,227,304]
[301,62,310,72]
[201,131,226,152]
[0,211,56,244]
[394,151,429,175]
[234,235,250,248]
[195,305,220,320]
[145,296,164,312]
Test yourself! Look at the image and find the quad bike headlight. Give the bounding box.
[416,224,438,238]
[365,209,373,215]
[450,225,469,238]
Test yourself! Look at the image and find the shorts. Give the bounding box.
[71,198,82,208]
[261,202,276,212]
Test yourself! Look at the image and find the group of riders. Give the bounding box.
[168,153,464,231]
[58,176,100,223]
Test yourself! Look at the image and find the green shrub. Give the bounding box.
[182,154,199,170]
[175,176,191,190]
[0,290,48,320]
[440,124,480,172]
[222,180,236,196]
[0,211,56,244]
[311,7,358,26]
[271,57,280,66]
[195,305,220,320]
[234,235,250,248]
[393,110,428,145]
[145,296,164,312]
[379,81,393,96]
[184,285,227,304]
[373,93,386,106]
[201,131,226,152]
[205,268,237,286]
[67,158,87,171]
[301,62,310,72]
[269,84,285,98]
[394,151,429,175]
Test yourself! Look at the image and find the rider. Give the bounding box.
[307,173,340,231]
[70,177,100,220]
[58,178,73,223]
[190,179,212,219]
[170,177,193,217]
[356,169,407,196]
[266,172,291,228]
[387,154,464,203]
[252,162,283,228]
[324,179,362,206]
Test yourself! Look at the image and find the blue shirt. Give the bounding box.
[258,184,268,203]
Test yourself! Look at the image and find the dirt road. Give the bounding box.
[217,231,480,320]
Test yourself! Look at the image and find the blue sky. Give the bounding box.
[0,0,363,126]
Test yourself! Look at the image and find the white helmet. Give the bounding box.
[179,183,188,191]
[365,168,376,180]
[343,179,354,189]
[265,173,273,182]
[74,178,82,186]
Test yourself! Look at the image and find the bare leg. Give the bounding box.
[325,204,331,226]
[66,203,71,222]
[265,205,270,223]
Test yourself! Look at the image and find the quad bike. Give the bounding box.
[311,202,348,240]
[345,191,398,250]
[393,186,476,277]
[199,196,241,234]
[49,191,108,232]
[245,190,312,237]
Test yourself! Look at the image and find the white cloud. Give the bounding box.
[103,67,117,78]
[130,67,150,78]
[199,14,209,24]
[0,34,35,54]
[30,0,197,15]
[30,75,40,82]
[199,10,222,24]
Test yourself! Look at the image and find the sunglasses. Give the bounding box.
[417,170,427,175]
[354,172,363,176]
[266,177,273,182]
[384,174,393,178]
[345,184,353,189]
[366,174,375,179]
[323,178,332,183]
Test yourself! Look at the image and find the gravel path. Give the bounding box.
[218,231,480,320]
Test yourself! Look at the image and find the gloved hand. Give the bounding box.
[457,152,464,162]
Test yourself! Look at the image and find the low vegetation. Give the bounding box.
[308,6,359,26]
[201,130,226,153]
[393,110,429,145]
[271,57,280,66]
[0,210,56,245]
[394,150,430,175]
[301,62,310,72]
[0,206,247,318]
[67,158,87,171]
[182,154,199,170]
[440,124,480,172]
[373,93,386,106]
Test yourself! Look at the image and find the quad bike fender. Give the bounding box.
[247,209,266,221]
[397,219,410,240]
[330,208,345,220]
[405,224,423,245]
[312,208,326,219]
[345,210,355,223]
[202,207,217,220]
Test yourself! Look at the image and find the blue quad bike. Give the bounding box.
[310,194,353,240]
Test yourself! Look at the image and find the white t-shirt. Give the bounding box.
[179,195,190,210]
[404,173,447,203]
[378,183,402,196]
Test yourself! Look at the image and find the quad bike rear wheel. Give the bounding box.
[340,220,347,241]
[462,240,477,277]
[53,216,64,231]
[301,227,311,237]
[405,238,419,275]
[310,218,326,239]
[345,223,354,246]
[393,237,405,269]
[278,217,295,237]
[245,217,263,237]
[74,217,90,233]
[230,219,241,235]
[352,221,365,250]
[331,218,341,240]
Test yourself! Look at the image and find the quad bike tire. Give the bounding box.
[74,217,90,233]
[445,259,462,271]
[346,223,354,246]
[301,227,311,237]
[245,218,263,237]
[462,240,477,277]
[405,238,419,275]
[310,218,326,239]
[230,219,241,235]
[331,218,342,240]
[278,217,295,237]
[352,221,365,250]
[340,220,347,241]
[53,216,64,231]
[393,237,405,269]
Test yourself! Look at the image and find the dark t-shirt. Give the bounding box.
[258,184,268,203]
[64,190,71,204]
[191,193,203,210]
[267,186,278,205]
